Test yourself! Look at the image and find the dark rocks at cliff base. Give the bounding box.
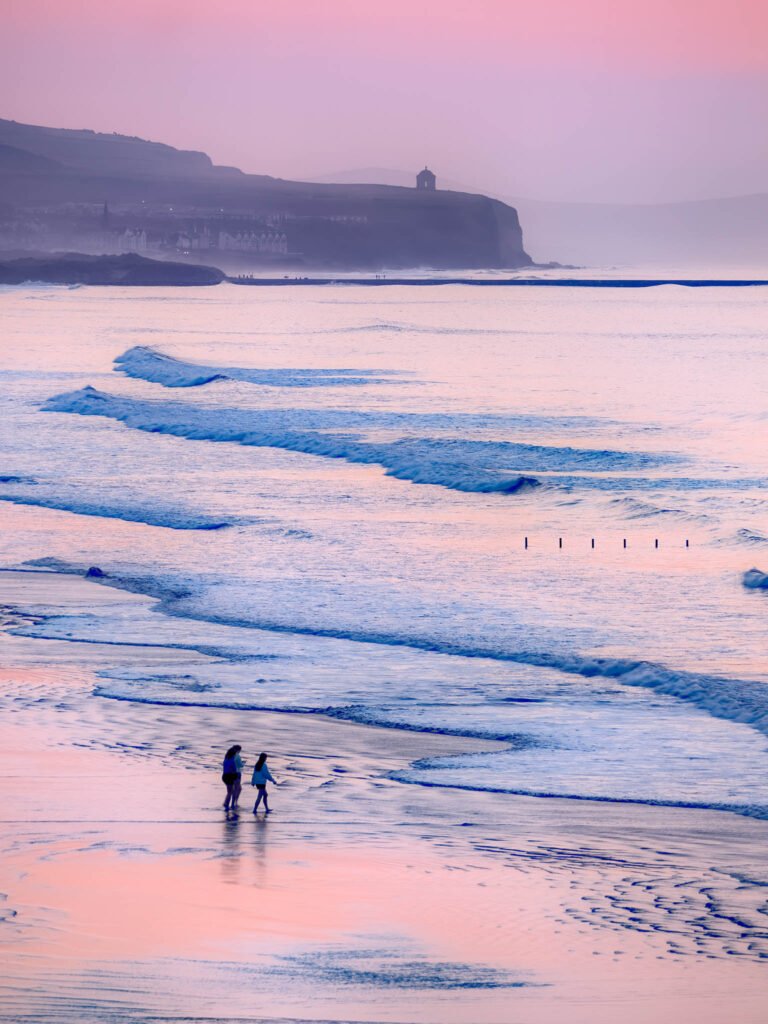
[0,253,224,286]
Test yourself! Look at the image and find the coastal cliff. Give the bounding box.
[0,118,532,270]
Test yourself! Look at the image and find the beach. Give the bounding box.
[1,567,767,1023]
[1,279,767,1021]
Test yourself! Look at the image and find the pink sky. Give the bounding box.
[2,0,767,202]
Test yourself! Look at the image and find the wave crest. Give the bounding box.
[0,490,241,530]
[43,386,682,496]
[116,346,397,389]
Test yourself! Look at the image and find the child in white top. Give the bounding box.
[251,752,278,814]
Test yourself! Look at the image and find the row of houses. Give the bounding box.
[114,227,289,255]
[216,230,289,254]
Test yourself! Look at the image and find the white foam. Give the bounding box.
[44,386,683,495]
[116,345,394,389]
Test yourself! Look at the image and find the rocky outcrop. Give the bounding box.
[0,253,224,286]
[743,568,768,590]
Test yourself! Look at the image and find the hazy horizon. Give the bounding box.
[2,0,766,205]
[302,165,768,207]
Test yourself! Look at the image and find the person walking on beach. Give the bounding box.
[251,752,278,814]
[222,744,244,811]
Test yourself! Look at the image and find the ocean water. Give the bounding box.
[1,281,767,816]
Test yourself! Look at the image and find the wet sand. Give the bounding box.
[1,569,767,1023]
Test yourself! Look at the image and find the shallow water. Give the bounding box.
[1,281,767,816]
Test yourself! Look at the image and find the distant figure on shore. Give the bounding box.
[251,752,278,814]
[222,744,243,811]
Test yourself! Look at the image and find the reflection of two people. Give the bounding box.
[220,805,242,882]
[220,790,270,884]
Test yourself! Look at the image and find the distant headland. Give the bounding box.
[0,118,531,271]
[2,252,765,288]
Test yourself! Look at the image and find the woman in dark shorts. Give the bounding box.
[221,744,243,811]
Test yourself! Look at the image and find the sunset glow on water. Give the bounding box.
[0,273,767,1022]
[2,281,767,810]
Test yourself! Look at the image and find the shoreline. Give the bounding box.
[2,566,768,1022]
[12,567,768,823]
[3,258,768,290]
[227,276,768,287]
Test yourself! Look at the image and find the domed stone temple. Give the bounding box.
[416,166,436,191]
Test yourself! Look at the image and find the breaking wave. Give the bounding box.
[0,490,242,530]
[170,622,768,739]
[608,496,696,520]
[388,765,768,820]
[734,529,768,546]
[25,558,768,742]
[115,345,398,389]
[43,386,678,496]
[326,321,516,336]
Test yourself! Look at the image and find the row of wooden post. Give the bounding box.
[523,537,690,549]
